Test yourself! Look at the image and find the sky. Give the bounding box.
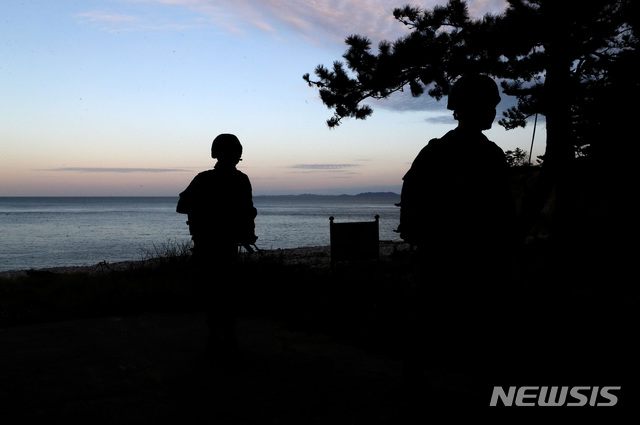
[1,0,543,196]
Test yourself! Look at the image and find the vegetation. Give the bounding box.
[0,247,386,327]
[304,0,638,164]
[505,147,529,167]
[0,247,420,359]
[304,0,637,276]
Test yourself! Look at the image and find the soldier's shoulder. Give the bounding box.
[415,135,448,158]
[482,137,507,159]
[425,130,459,149]
[191,169,216,182]
[233,169,251,181]
[196,169,216,177]
[234,168,248,176]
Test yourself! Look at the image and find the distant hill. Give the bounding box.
[256,192,400,198]
[352,192,399,198]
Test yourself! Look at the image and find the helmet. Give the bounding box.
[447,75,501,111]
[211,133,242,159]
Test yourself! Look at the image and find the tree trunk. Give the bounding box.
[538,2,576,282]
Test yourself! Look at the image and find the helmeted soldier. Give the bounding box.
[399,74,513,266]
[177,133,257,366]
[398,75,516,393]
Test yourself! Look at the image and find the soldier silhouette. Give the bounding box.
[398,74,515,397]
[177,133,257,367]
[399,74,514,267]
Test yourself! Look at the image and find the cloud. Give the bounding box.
[92,0,508,43]
[258,0,412,44]
[288,164,360,175]
[290,163,359,170]
[424,115,456,125]
[211,0,509,44]
[42,167,188,173]
[135,0,410,42]
[76,6,203,32]
[467,0,509,17]
[77,11,140,24]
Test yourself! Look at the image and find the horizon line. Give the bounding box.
[0,191,401,198]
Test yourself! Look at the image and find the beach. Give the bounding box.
[0,241,409,279]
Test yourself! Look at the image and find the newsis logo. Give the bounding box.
[490,386,621,407]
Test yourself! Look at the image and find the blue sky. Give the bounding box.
[1,0,541,196]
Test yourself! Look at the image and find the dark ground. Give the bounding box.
[0,313,412,424]
[1,240,638,423]
[1,303,637,424]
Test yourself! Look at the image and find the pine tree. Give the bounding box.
[304,0,638,249]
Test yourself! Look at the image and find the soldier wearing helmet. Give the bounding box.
[211,133,243,160]
[177,133,257,366]
[398,75,515,389]
[398,74,512,255]
[447,74,502,131]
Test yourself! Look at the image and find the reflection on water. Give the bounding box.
[0,195,401,271]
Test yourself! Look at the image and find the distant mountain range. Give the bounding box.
[255,192,400,198]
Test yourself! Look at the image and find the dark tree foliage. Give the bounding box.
[303,0,638,166]
[505,147,529,167]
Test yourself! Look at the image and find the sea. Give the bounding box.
[0,194,401,272]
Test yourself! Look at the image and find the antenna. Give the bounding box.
[529,112,538,165]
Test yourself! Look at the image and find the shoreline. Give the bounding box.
[0,240,410,279]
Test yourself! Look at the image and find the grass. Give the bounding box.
[0,240,193,327]
[0,242,407,331]
[0,245,426,368]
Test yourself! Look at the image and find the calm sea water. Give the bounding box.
[0,195,401,272]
